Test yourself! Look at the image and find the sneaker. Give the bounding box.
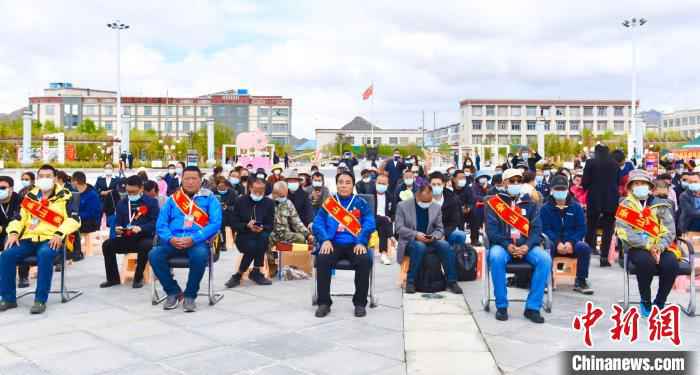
[600,258,611,268]
[524,309,545,324]
[30,301,46,315]
[224,274,242,288]
[447,282,463,294]
[132,279,144,289]
[183,297,197,313]
[640,303,652,318]
[495,307,508,321]
[573,279,594,295]
[354,305,367,318]
[163,293,183,310]
[0,301,18,312]
[380,253,392,265]
[315,304,331,318]
[249,270,272,285]
[18,277,30,288]
[99,280,120,288]
[405,282,416,294]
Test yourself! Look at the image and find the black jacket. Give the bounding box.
[383,159,405,191]
[114,195,160,239]
[373,190,395,219]
[289,188,314,226]
[582,146,620,212]
[356,180,376,195]
[95,175,124,216]
[439,192,462,238]
[447,187,474,230]
[0,192,21,240]
[231,195,275,236]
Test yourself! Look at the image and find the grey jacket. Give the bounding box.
[678,190,700,234]
[395,198,444,263]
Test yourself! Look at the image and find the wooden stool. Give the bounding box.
[81,232,104,257]
[120,253,153,284]
[552,256,577,288]
[398,258,410,288]
[225,227,236,251]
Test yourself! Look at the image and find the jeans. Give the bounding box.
[448,230,466,248]
[406,239,457,284]
[149,242,209,299]
[488,245,551,310]
[0,240,59,303]
[628,248,679,308]
[551,241,591,281]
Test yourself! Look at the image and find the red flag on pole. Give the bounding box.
[362,84,373,100]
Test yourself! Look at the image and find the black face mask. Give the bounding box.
[394,155,400,160]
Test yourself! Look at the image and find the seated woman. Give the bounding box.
[312,171,376,318]
[615,170,680,317]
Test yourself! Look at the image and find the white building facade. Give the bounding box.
[661,109,700,139]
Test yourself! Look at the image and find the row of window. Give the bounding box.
[343,136,421,145]
[662,116,700,128]
[472,134,583,145]
[41,104,290,119]
[256,123,289,133]
[258,107,290,117]
[471,120,626,132]
[470,105,628,118]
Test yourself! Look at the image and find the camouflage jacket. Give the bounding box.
[615,195,678,257]
[271,200,309,244]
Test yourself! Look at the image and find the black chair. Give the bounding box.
[151,232,224,306]
[17,192,83,303]
[620,237,696,316]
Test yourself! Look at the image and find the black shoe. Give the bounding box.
[225,274,242,288]
[495,308,508,321]
[249,270,272,285]
[100,280,120,288]
[600,258,611,268]
[18,278,29,288]
[405,283,416,294]
[132,279,144,289]
[315,304,331,318]
[30,301,46,315]
[163,293,183,310]
[0,301,18,312]
[447,282,463,294]
[524,309,545,324]
[573,279,594,295]
[354,305,367,318]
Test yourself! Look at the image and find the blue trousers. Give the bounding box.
[149,242,209,299]
[0,240,58,303]
[550,241,591,281]
[448,230,466,248]
[406,239,457,283]
[488,245,551,310]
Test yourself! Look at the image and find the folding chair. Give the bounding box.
[620,237,696,316]
[151,232,224,306]
[17,192,83,303]
[481,230,553,313]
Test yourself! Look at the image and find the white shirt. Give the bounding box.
[376,193,386,217]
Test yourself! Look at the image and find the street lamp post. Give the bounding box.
[622,17,646,165]
[107,20,130,164]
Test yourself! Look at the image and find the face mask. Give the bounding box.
[496,186,506,192]
[0,189,8,200]
[404,178,414,186]
[465,172,472,177]
[682,181,689,189]
[217,188,228,194]
[457,179,467,188]
[257,174,265,180]
[250,193,263,202]
[128,193,142,202]
[37,178,54,192]
[535,176,543,184]
[632,185,650,200]
[431,185,443,196]
[20,180,31,189]
[312,180,323,188]
[552,190,567,201]
[523,153,529,159]
[394,155,400,160]
[105,169,113,176]
[689,183,700,192]
[229,178,240,185]
[169,168,176,175]
[543,171,551,177]
[288,182,299,191]
[478,178,488,186]
[376,184,388,193]
[411,166,419,172]
[276,197,287,204]
[362,177,370,183]
[507,184,521,197]
[175,167,183,175]
[417,201,432,209]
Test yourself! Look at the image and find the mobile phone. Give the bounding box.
[424,234,433,240]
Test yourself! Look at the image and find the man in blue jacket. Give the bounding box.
[540,175,593,295]
[100,175,160,289]
[485,168,551,324]
[313,171,376,318]
[149,166,222,312]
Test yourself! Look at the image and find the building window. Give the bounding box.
[570,121,580,131]
[498,135,509,145]
[614,121,625,132]
[104,121,113,131]
[583,106,593,117]
[527,135,537,145]
[103,105,114,116]
[526,106,537,116]
[389,137,398,144]
[544,121,550,131]
[472,135,482,144]
[556,120,566,131]
[183,106,192,116]
[497,106,508,117]
[200,107,209,116]
[485,120,495,130]
[691,116,697,125]
[498,120,508,130]
[272,123,288,132]
[583,121,593,130]
[511,106,522,117]
[597,106,607,116]
[485,106,495,116]
[123,106,131,115]
[258,107,269,117]
[472,120,482,130]
[399,137,409,144]
[144,106,152,116]
[614,106,624,116]
[541,106,551,117]
[144,121,152,131]
[45,105,55,116]
[511,120,521,131]
[472,106,483,116]
[84,105,96,115]
[484,135,495,145]
[596,121,608,131]
[526,121,536,131]
[556,107,565,116]
[258,123,268,131]
[511,135,521,144]
[569,107,580,117]
[273,108,289,117]
[271,136,288,144]
[182,121,192,132]
[682,117,689,126]
[165,106,175,116]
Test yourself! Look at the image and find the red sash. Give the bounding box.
[615,205,681,257]
[322,196,362,237]
[485,195,530,237]
[172,190,209,228]
[21,196,64,227]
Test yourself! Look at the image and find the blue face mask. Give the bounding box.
[287,182,299,192]
[128,193,141,202]
[229,178,240,185]
[432,185,443,196]
[276,197,287,204]
[632,185,650,200]
[535,176,543,184]
[376,184,388,193]
[690,183,700,192]
[682,181,689,189]
[552,190,567,201]
[250,193,263,202]
[507,184,521,197]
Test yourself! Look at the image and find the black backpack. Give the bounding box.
[415,252,446,293]
[455,244,478,281]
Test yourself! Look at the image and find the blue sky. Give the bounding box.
[1,0,700,139]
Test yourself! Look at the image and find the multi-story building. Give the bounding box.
[29,83,293,144]
[460,99,638,151]
[661,109,700,139]
[315,116,423,151]
[424,123,461,147]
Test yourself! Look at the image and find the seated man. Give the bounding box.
[149,166,222,312]
[313,171,376,318]
[270,181,313,245]
[540,175,593,295]
[396,183,462,295]
[226,178,275,288]
[485,168,551,324]
[0,165,81,314]
[429,172,466,248]
[373,173,395,265]
[100,175,160,289]
[677,172,700,234]
[393,169,417,204]
[0,176,29,288]
[308,172,331,216]
[284,170,314,227]
[616,170,679,317]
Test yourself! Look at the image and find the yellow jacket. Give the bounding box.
[7,186,81,242]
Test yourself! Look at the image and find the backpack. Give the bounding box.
[455,244,478,281]
[415,252,446,293]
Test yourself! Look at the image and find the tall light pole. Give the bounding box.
[107,20,130,163]
[623,17,646,164]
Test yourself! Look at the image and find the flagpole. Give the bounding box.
[370,82,374,147]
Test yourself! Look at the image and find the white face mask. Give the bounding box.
[104,169,113,176]
[37,178,54,192]
[417,201,432,209]
[404,178,414,186]
[20,180,31,189]
[312,180,323,188]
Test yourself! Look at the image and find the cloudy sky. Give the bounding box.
[1,0,699,138]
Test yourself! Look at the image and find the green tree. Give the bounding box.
[438,143,451,156]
